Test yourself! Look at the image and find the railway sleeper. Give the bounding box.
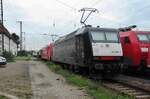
[127,92,149,96]
[114,85,150,96]
[116,88,150,99]
[105,84,129,89]
[102,83,150,99]
[113,86,131,90]
[135,95,150,99]
[121,89,138,92]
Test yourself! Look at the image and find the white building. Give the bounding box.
[0,24,18,56]
[10,39,18,55]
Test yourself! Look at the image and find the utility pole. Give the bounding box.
[17,21,23,51]
[51,19,58,42]
[0,0,4,54]
[23,32,26,50]
[0,0,3,25]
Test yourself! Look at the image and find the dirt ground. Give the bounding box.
[29,60,90,99]
[0,60,90,99]
[0,61,32,99]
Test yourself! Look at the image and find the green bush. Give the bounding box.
[2,51,14,62]
[17,50,28,56]
[0,96,7,99]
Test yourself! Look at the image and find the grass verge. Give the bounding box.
[46,62,133,99]
[0,96,7,99]
[15,56,31,61]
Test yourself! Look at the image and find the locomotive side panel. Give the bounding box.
[75,35,85,66]
[52,37,79,65]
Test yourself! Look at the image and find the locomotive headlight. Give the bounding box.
[141,48,148,52]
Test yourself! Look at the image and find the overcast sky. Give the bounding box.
[4,0,150,50]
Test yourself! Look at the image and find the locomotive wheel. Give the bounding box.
[79,67,89,76]
[69,65,75,72]
[61,64,65,69]
[89,66,102,80]
[74,66,85,74]
[140,65,147,75]
[139,61,147,75]
[65,65,70,70]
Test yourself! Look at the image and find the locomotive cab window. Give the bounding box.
[91,31,105,41]
[91,31,119,42]
[137,34,149,42]
[105,32,119,42]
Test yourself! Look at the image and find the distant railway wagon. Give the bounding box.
[120,31,150,71]
[52,26,124,78]
[37,49,42,58]
[41,44,53,60]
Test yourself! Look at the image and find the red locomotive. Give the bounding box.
[120,30,150,71]
[40,43,53,60]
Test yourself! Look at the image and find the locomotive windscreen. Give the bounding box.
[137,34,149,42]
[91,31,119,42]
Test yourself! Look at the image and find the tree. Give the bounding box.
[11,33,20,44]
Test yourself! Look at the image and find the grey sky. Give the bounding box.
[4,0,150,50]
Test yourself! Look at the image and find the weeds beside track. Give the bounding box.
[46,62,131,99]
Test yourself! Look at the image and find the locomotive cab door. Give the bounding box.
[123,36,133,65]
[75,35,84,66]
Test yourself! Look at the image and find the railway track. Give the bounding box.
[101,75,150,99]
[102,81,150,99]
[54,63,150,99]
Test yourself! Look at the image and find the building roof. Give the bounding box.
[0,23,18,44]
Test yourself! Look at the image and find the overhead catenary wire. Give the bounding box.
[91,0,103,8]
[90,0,150,28]
[54,0,80,27]
[54,0,123,27]
[53,0,150,29]
[55,0,77,11]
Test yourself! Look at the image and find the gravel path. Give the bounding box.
[29,60,90,99]
[0,60,90,99]
[0,61,32,99]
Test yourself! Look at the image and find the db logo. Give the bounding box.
[106,44,109,47]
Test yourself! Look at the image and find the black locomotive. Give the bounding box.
[52,26,123,78]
